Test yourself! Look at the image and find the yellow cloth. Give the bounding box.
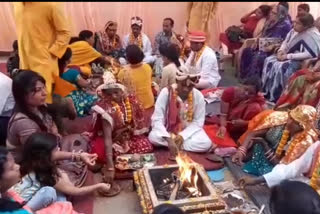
[117,63,154,109]
[68,41,102,76]
[13,2,71,104]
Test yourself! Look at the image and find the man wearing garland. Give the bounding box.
[185,31,220,89]
[121,16,155,65]
[148,65,212,157]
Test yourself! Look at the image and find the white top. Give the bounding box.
[0,72,14,117]
[122,33,153,57]
[263,141,320,187]
[185,46,220,88]
[151,86,206,141]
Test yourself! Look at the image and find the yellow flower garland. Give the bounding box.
[111,97,132,124]
[129,33,143,49]
[191,44,206,66]
[275,129,290,157]
[310,158,320,190]
[173,89,193,122]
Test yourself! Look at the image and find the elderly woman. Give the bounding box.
[261,14,320,102]
[95,21,125,60]
[231,105,318,177]
[240,4,292,79]
[90,72,153,195]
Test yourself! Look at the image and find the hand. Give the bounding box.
[102,168,115,184]
[264,44,275,52]
[167,138,178,160]
[231,151,244,165]
[216,126,227,138]
[231,119,247,127]
[174,135,184,149]
[239,176,260,188]
[80,153,98,167]
[97,183,111,194]
[251,41,258,50]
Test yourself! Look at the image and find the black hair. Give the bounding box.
[79,30,93,41]
[242,75,262,93]
[12,70,48,131]
[12,40,18,51]
[58,48,72,76]
[0,147,23,212]
[164,17,174,26]
[159,43,181,67]
[126,44,145,64]
[298,13,314,28]
[152,204,185,214]
[259,5,272,17]
[270,180,320,214]
[298,3,310,13]
[20,133,59,187]
[278,2,289,10]
[69,37,82,44]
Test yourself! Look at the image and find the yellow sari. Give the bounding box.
[68,41,102,76]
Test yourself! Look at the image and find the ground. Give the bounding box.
[93,58,240,214]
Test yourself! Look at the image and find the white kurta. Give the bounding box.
[0,73,15,117]
[121,33,155,64]
[148,87,212,152]
[263,141,320,188]
[185,46,220,89]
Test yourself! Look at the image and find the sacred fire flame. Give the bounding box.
[176,152,202,197]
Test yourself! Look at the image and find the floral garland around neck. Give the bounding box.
[191,44,206,66]
[173,88,194,122]
[310,155,320,190]
[111,97,132,125]
[275,129,290,157]
[129,33,143,49]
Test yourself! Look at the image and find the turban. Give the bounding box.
[188,31,206,43]
[131,16,143,27]
[176,65,200,86]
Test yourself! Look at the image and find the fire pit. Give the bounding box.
[134,153,227,214]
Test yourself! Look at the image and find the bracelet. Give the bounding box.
[238,146,247,157]
[75,150,84,162]
[105,167,115,171]
[71,150,76,162]
[264,149,272,156]
[269,155,277,162]
[266,152,274,160]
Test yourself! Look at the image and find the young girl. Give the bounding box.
[11,132,111,207]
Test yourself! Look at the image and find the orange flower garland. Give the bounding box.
[173,89,193,122]
[310,158,320,190]
[111,97,132,124]
[129,33,143,49]
[275,129,290,157]
[191,44,206,66]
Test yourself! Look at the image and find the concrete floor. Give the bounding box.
[93,58,240,214]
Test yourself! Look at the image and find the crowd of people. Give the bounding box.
[1,2,320,214]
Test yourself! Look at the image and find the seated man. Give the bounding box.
[148,66,212,156]
[240,140,320,193]
[121,16,155,65]
[185,31,220,89]
[153,17,183,79]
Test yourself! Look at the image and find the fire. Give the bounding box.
[176,152,201,196]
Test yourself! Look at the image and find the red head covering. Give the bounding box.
[188,31,206,42]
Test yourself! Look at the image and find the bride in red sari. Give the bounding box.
[89,72,153,196]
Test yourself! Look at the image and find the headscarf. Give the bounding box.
[289,105,317,130]
[188,31,206,43]
[261,5,288,37]
[131,16,143,27]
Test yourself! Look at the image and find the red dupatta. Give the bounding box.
[165,86,182,134]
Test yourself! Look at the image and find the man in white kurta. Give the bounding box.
[185,31,220,89]
[120,16,155,65]
[148,66,212,152]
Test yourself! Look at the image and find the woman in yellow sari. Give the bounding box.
[68,30,108,77]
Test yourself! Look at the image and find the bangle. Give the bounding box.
[264,149,272,156]
[71,150,76,162]
[269,155,277,162]
[238,146,247,157]
[76,150,83,162]
[106,167,115,171]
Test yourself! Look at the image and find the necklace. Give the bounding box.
[111,97,132,124]
[191,44,206,66]
[129,33,143,49]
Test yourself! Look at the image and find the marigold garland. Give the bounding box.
[129,33,143,49]
[310,158,320,190]
[111,97,132,124]
[191,44,206,66]
[173,89,193,122]
[275,129,290,157]
[282,132,306,163]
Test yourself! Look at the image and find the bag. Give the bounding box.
[225,25,250,43]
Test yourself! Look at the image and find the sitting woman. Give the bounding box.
[231,105,318,176]
[90,73,153,195]
[204,77,266,149]
[68,30,109,77]
[261,13,320,102]
[95,21,125,60]
[54,48,98,117]
[275,59,320,110]
[240,4,292,79]
[159,43,182,90]
[219,5,271,54]
[117,45,155,111]
[7,70,96,187]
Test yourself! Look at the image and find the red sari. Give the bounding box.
[90,94,153,163]
[204,87,266,148]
